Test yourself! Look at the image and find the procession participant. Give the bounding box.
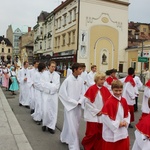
[82,72,111,150]
[132,98,150,150]
[0,66,2,85]
[17,61,32,108]
[7,64,11,89]
[80,63,88,91]
[2,64,10,90]
[29,61,39,114]
[104,68,118,93]
[86,65,97,88]
[140,79,150,120]
[31,62,46,125]
[101,80,130,150]
[133,74,143,112]
[122,67,136,128]
[67,67,72,77]
[9,66,19,95]
[59,63,85,150]
[41,61,60,134]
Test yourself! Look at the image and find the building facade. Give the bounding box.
[19,30,34,65]
[33,11,53,63]
[126,22,150,74]
[6,25,29,62]
[33,0,130,72]
[0,36,12,64]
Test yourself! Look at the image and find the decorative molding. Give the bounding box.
[86,13,123,30]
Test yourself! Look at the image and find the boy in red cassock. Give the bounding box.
[101,80,130,150]
[82,72,111,150]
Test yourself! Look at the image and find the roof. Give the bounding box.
[0,36,12,46]
[9,24,29,33]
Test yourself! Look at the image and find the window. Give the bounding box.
[55,37,57,47]
[72,31,75,43]
[58,17,61,29]
[69,11,72,23]
[40,27,43,35]
[8,48,10,53]
[143,28,146,32]
[45,41,46,50]
[131,62,136,70]
[73,8,76,21]
[62,34,66,46]
[48,39,51,48]
[68,32,71,44]
[58,36,60,47]
[63,14,67,26]
[2,48,4,52]
[40,42,42,49]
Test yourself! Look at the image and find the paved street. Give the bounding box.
[1,78,144,150]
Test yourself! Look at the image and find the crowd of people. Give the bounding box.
[1,60,150,150]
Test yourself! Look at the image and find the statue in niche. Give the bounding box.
[82,33,85,42]
[102,53,107,64]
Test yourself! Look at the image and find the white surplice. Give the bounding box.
[18,68,32,106]
[67,68,72,77]
[141,86,150,114]
[84,88,103,123]
[29,68,38,110]
[132,130,150,150]
[41,70,60,130]
[122,82,136,106]
[134,76,143,97]
[31,71,44,121]
[59,74,85,150]
[86,71,96,88]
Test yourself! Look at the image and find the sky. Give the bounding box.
[0,0,150,36]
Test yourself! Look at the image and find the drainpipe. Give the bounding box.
[76,0,80,62]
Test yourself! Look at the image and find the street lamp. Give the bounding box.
[135,32,148,82]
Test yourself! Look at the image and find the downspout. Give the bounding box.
[76,0,80,62]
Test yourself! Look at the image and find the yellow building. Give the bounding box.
[19,30,34,65]
[127,22,150,74]
[33,0,130,72]
[0,36,12,64]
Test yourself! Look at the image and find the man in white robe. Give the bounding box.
[59,63,85,150]
[67,67,72,77]
[29,61,39,114]
[41,61,60,134]
[122,67,136,128]
[31,62,47,125]
[18,61,32,107]
[86,65,97,88]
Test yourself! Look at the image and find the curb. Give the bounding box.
[0,88,33,150]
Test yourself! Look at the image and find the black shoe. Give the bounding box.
[129,124,134,128]
[19,103,22,106]
[36,121,41,125]
[42,126,46,132]
[48,128,55,134]
[30,109,34,114]
[25,106,30,109]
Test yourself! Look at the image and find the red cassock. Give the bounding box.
[125,75,135,122]
[82,84,111,150]
[106,76,117,85]
[101,96,130,150]
[136,114,150,139]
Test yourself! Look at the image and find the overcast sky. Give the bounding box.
[0,0,149,36]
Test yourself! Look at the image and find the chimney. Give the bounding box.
[28,27,31,32]
[2,35,4,38]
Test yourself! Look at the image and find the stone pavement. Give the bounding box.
[0,88,33,150]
